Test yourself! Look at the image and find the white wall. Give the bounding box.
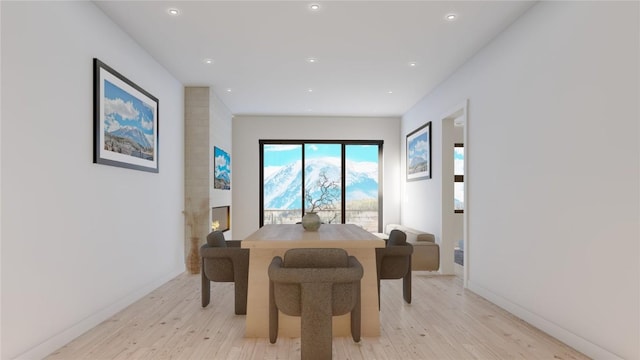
[401,117,443,252]
[1,2,185,359]
[0,3,4,357]
[210,92,234,238]
[402,2,639,359]
[232,116,401,239]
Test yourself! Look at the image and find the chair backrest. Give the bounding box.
[206,231,227,247]
[202,231,234,281]
[270,248,362,316]
[387,229,407,247]
[377,229,413,280]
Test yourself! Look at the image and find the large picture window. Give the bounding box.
[260,140,382,232]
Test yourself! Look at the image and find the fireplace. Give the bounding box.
[211,206,230,232]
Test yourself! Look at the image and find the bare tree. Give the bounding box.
[305,171,339,223]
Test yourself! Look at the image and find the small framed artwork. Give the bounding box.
[214,146,231,190]
[93,58,159,173]
[406,121,431,181]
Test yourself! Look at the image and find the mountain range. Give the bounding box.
[264,158,378,210]
[109,126,152,149]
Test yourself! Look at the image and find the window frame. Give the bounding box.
[259,139,383,232]
[454,142,464,214]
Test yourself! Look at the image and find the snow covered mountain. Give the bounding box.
[263,158,378,210]
[109,126,152,149]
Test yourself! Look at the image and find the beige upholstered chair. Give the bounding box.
[200,231,249,315]
[268,248,363,360]
[375,229,413,307]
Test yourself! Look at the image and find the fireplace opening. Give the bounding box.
[211,205,230,232]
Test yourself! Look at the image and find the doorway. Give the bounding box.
[440,101,468,287]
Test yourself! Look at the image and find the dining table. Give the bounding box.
[241,223,385,338]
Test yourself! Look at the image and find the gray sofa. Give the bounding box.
[373,224,440,271]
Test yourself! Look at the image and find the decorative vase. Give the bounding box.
[187,237,201,274]
[301,212,321,231]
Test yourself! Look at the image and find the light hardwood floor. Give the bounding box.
[46,271,588,359]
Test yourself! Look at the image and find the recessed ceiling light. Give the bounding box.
[387,90,394,94]
[226,88,232,93]
[409,62,417,67]
[445,13,457,21]
[203,58,214,64]
[167,8,180,16]
[306,57,318,63]
[307,88,314,93]
[309,3,320,11]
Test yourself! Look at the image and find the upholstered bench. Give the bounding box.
[373,224,440,271]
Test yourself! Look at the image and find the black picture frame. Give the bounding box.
[406,121,431,181]
[214,146,231,190]
[93,58,159,173]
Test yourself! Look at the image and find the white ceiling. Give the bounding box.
[94,1,535,117]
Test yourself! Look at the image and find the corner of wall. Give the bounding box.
[0,3,3,356]
[184,87,211,272]
[467,281,624,360]
[209,90,234,238]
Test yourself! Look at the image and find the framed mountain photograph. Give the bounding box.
[406,121,431,181]
[93,58,159,173]
[214,146,231,190]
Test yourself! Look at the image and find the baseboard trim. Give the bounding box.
[14,267,185,360]
[467,280,622,360]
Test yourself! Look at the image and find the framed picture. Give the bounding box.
[93,58,159,173]
[406,121,431,181]
[214,146,231,190]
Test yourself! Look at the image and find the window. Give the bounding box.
[260,140,382,232]
[304,143,342,223]
[345,144,380,230]
[454,143,464,213]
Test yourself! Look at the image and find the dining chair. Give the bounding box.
[200,231,249,315]
[268,248,363,359]
[375,229,413,307]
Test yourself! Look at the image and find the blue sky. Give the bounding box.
[345,145,378,162]
[408,131,428,161]
[104,80,154,137]
[454,147,464,175]
[214,147,231,178]
[264,144,378,166]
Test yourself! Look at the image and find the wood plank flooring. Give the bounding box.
[46,271,589,359]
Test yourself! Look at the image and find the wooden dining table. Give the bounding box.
[241,223,385,338]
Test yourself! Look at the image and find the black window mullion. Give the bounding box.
[341,143,346,224]
[378,143,383,233]
[259,141,265,226]
[301,143,306,217]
